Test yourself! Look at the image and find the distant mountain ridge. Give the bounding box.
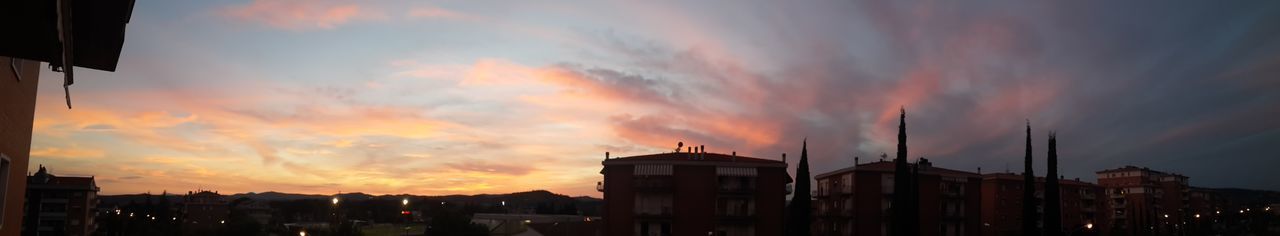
[100,190,600,206]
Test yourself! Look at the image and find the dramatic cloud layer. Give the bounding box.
[28,0,1280,196]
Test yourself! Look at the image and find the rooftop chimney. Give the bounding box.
[605,152,610,160]
[782,153,787,163]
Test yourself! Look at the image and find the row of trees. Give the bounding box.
[781,109,1072,236]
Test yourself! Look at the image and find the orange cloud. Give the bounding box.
[221,0,386,30]
[30,147,106,159]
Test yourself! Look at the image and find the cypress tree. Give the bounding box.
[892,108,916,236]
[1022,121,1039,236]
[785,139,812,236]
[1044,133,1063,236]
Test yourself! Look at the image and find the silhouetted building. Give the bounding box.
[23,166,99,236]
[812,159,981,236]
[1097,166,1193,235]
[599,151,792,236]
[181,190,228,234]
[0,1,135,234]
[232,199,273,226]
[979,173,1108,236]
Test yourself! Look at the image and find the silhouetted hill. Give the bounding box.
[1204,188,1280,206]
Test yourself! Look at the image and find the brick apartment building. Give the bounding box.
[1097,166,1218,235]
[23,166,100,236]
[979,173,1108,236]
[812,159,982,236]
[599,149,791,236]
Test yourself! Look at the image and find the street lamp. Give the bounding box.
[332,197,340,205]
[1195,214,1200,218]
[402,198,409,206]
[299,231,307,236]
[1086,223,1094,230]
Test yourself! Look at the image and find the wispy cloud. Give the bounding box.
[220,0,386,30]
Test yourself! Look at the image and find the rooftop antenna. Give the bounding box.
[676,142,684,153]
[880,153,887,162]
[605,152,609,160]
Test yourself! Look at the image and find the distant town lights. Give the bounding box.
[220,220,225,224]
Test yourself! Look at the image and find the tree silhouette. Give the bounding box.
[1044,133,1062,236]
[891,108,918,236]
[1022,121,1039,236]
[785,139,812,236]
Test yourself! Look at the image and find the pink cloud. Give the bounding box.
[221,0,385,30]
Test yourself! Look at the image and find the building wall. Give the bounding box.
[853,171,884,236]
[672,165,715,235]
[754,167,787,236]
[602,165,634,236]
[1,57,39,235]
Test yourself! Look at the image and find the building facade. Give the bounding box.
[978,173,1108,236]
[600,150,791,236]
[1,56,40,235]
[1096,166,1194,236]
[812,159,982,236]
[23,166,99,236]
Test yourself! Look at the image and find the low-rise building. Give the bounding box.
[978,173,1108,236]
[23,165,99,236]
[600,150,791,236]
[812,159,982,236]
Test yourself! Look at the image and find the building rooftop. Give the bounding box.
[1096,165,1186,177]
[602,152,786,167]
[981,172,1098,186]
[814,159,980,179]
[28,165,99,191]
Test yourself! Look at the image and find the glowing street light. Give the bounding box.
[332,197,340,205]
[1163,214,1169,218]
[1086,223,1094,230]
[1195,214,1201,218]
[402,198,409,206]
[299,231,307,236]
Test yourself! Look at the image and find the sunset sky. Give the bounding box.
[28,0,1280,197]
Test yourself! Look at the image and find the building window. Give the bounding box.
[0,154,8,230]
